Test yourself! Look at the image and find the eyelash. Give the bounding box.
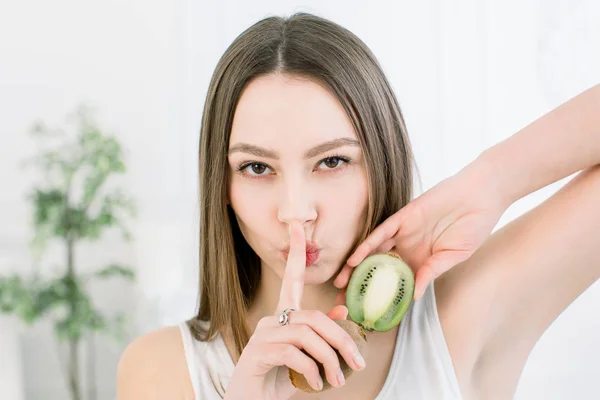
[235,154,353,180]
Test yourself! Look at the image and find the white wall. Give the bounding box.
[1,0,599,399]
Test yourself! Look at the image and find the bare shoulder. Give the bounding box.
[116,325,195,400]
[435,166,600,399]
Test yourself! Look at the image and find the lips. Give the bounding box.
[304,251,320,266]
[282,241,320,267]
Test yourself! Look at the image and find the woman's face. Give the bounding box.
[227,73,369,284]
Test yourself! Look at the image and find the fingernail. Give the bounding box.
[354,351,366,370]
[414,279,424,300]
[337,369,345,386]
[415,286,425,301]
[315,375,324,391]
[414,288,421,301]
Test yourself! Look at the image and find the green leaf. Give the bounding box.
[53,278,98,341]
[94,265,135,281]
[77,190,135,240]
[0,276,28,314]
[82,170,108,206]
[0,274,61,323]
[30,189,66,227]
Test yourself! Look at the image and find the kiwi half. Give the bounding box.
[288,319,367,393]
[346,252,414,332]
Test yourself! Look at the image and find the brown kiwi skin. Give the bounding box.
[288,319,368,393]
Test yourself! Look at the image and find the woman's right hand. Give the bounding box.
[224,220,366,400]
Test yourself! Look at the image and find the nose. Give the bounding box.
[277,177,317,229]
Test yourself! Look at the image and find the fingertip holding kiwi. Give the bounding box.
[288,320,367,393]
[346,252,415,332]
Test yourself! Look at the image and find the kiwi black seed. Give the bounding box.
[346,252,414,332]
[288,319,367,393]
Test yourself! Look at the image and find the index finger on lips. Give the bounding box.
[276,220,306,313]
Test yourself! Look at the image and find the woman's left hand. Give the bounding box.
[334,161,510,301]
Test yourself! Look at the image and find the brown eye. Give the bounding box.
[249,163,267,174]
[322,157,342,169]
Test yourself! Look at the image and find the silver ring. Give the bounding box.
[278,307,295,326]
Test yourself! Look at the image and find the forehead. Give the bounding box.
[229,73,357,149]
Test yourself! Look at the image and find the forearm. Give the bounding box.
[471,83,600,207]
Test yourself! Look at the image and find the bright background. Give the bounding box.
[1,0,599,399]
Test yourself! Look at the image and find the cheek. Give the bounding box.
[319,169,369,238]
[229,179,274,233]
[327,168,368,211]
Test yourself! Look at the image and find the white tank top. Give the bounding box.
[178,282,463,399]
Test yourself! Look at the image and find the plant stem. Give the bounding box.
[69,338,82,400]
[87,332,97,400]
[66,237,82,400]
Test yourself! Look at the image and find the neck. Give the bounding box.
[246,263,341,332]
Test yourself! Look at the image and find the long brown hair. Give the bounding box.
[188,12,418,361]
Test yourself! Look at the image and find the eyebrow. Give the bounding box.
[227,137,361,160]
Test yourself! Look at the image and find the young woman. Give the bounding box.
[116,12,600,400]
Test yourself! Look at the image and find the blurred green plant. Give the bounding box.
[0,105,136,400]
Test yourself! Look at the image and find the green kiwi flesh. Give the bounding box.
[346,252,414,332]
